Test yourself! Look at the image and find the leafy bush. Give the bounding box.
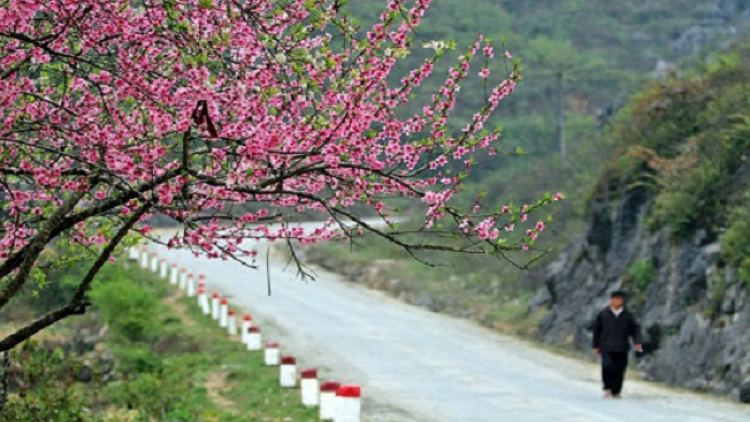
[624,258,657,292]
[90,269,164,344]
[607,43,750,237]
[722,191,750,287]
[0,341,99,422]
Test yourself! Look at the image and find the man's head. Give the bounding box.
[610,290,627,310]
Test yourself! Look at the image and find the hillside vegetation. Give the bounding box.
[303,31,750,334]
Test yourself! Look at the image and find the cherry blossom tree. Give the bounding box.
[0,0,561,354]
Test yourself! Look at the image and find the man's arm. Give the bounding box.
[592,311,603,353]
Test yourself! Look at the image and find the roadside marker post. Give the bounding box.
[211,292,220,320]
[198,287,210,314]
[319,381,341,420]
[150,253,159,273]
[334,385,361,422]
[219,298,229,328]
[247,327,262,351]
[179,268,187,290]
[128,247,139,261]
[301,368,319,407]
[241,314,252,344]
[186,273,196,297]
[227,309,237,336]
[140,250,149,269]
[159,259,168,279]
[170,264,178,285]
[264,342,280,366]
[280,356,297,388]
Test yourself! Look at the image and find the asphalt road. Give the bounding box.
[147,236,749,422]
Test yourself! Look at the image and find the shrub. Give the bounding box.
[624,258,657,292]
[89,270,164,344]
[0,341,99,422]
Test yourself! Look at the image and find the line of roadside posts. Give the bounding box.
[132,247,362,422]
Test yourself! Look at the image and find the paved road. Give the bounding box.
[148,237,749,422]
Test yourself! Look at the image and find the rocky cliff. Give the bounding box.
[534,184,750,403]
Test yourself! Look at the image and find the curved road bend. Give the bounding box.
[148,240,749,422]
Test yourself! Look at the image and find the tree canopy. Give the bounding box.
[0,0,559,353]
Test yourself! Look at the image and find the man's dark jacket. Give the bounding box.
[592,307,642,352]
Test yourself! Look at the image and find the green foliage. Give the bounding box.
[608,42,750,237]
[1,342,99,422]
[624,259,657,292]
[722,191,750,287]
[90,267,164,344]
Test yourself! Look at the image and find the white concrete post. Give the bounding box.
[159,259,168,279]
[219,298,228,328]
[211,292,220,320]
[301,368,319,407]
[247,327,262,351]
[179,269,187,290]
[319,382,341,421]
[227,309,237,336]
[334,385,361,422]
[169,264,178,285]
[241,314,252,344]
[280,356,297,388]
[128,247,139,261]
[264,342,280,365]
[186,273,196,297]
[140,249,149,269]
[197,287,208,313]
[150,253,159,273]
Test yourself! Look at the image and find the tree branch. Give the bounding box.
[0,204,150,352]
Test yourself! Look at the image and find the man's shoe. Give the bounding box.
[612,394,622,399]
[603,390,613,398]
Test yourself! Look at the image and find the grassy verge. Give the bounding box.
[2,262,317,422]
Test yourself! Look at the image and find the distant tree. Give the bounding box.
[0,0,560,358]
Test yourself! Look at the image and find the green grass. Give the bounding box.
[124,263,319,422]
[172,289,318,421]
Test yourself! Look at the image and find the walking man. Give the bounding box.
[592,290,643,398]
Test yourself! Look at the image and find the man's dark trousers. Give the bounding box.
[601,351,628,395]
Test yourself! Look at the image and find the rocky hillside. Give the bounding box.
[534,185,750,402]
[534,44,750,403]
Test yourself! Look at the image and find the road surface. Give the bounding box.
[147,237,749,422]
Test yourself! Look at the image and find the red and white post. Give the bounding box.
[150,253,159,273]
[280,356,297,388]
[159,259,168,279]
[197,287,209,314]
[264,342,280,365]
[169,263,178,285]
[179,268,187,290]
[301,368,319,407]
[186,273,196,297]
[334,385,361,422]
[211,292,220,320]
[247,327,262,351]
[319,382,341,421]
[241,314,252,344]
[140,249,149,269]
[219,298,228,328]
[227,309,237,336]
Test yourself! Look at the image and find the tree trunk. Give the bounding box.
[0,352,9,413]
